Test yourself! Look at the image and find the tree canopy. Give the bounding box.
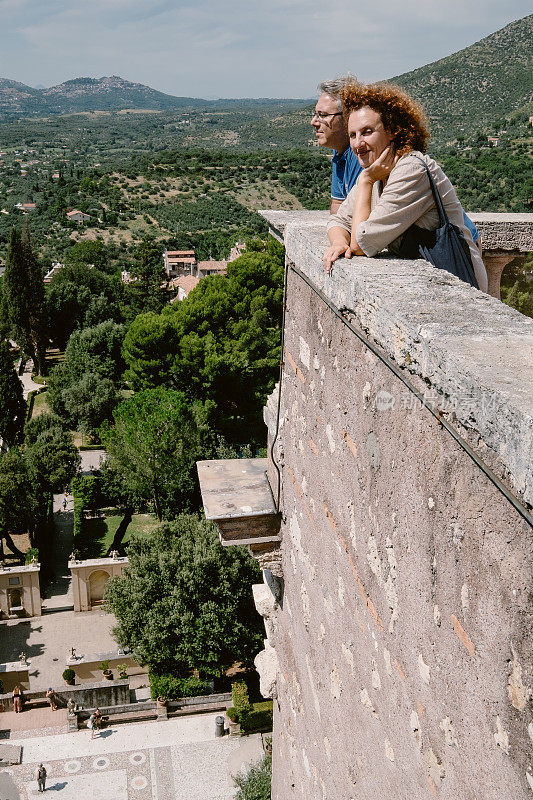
[47,320,125,429]
[122,244,284,446]
[100,387,215,520]
[122,312,179,391]
[24,415,80,492]
[1,228,47,374]
[0,449,37,557]
[167,246,283,444]
[104,515,263,677]
[0,340,26,448]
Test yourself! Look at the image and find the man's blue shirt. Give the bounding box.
[461,213,479,243]
[331,147,362,201]
[331,147,479,243]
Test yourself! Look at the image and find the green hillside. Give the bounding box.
[391,15,533,141]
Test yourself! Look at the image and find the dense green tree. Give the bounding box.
[63,320,126,383]
[100,387,214,520]
[66,239,111,272]
[46,260,122,348]
[48,320,125,417]
[24,411,69,445]
[46,280,91,349]
[0,449,37,557]
[1,228,47,373]
[25,423,79,492]
[62,373,118,433]
[0,340,26,448]
[104,515,263,677]
[121,237,166,321]
[164,246,283,445]
[84,292,120,328]
[122,312,179,390]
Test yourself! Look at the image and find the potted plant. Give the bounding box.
[225,706,240,735]
[117,664,129,680]
[62,668,76,686]
[100,660,113,680]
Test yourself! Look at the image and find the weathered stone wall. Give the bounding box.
[260,212,532,800]
[0,679,129,712]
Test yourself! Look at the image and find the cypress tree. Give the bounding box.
[0,340,26,449]
[2,227,47,375]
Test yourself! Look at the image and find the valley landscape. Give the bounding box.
[0,12,531,800]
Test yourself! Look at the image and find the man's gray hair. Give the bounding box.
[317,75,358,110]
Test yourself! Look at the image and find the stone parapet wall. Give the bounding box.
[258,211,532,800]
[0,679,129,712]
[262,209,533,253]
[468,213,533,252]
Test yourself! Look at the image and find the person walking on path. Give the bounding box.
[88,712,99,738]
[12,685,22,713]
[36,763,47,792]
[46,688,57,711]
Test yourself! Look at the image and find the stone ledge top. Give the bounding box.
[0,564,40,575]
[260,209,533,251]
[68,556,128,569]
[0,661,29,672]
[197,458,275,520]
[66,650,133,666]
[260,209,533,508]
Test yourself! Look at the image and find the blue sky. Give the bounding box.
[0,1,530,98]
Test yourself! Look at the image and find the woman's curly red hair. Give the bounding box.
[340,82,430,156]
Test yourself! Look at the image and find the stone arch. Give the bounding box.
[8,588,23,615]
[88,570,111,605]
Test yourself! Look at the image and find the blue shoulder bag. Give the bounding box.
[391,155,479,289]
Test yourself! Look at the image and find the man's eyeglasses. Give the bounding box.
[312,111,342,121]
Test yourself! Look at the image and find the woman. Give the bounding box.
[324,82,488,293]
[88,711,99,738]
[12,685,22,713]
[46,687,57,711]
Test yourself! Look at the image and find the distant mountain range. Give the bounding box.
[0,75,308,115]
[0,14,531,130]
[0,75,212,114]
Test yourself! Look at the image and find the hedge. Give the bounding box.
[231,681,251,717]
[73,495,85,539]
[149,671,213,700]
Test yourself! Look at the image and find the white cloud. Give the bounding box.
[0,0,530,96]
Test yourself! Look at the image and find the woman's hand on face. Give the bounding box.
[363,145,399,183]
[323,243,352,274]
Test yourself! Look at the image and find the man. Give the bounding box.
[36,763,47,792]
[311,78,362,214]
[313,77,480,248]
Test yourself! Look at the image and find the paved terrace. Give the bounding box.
[1,713,265,799]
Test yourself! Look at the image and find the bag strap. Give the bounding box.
[410,154,448,227]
